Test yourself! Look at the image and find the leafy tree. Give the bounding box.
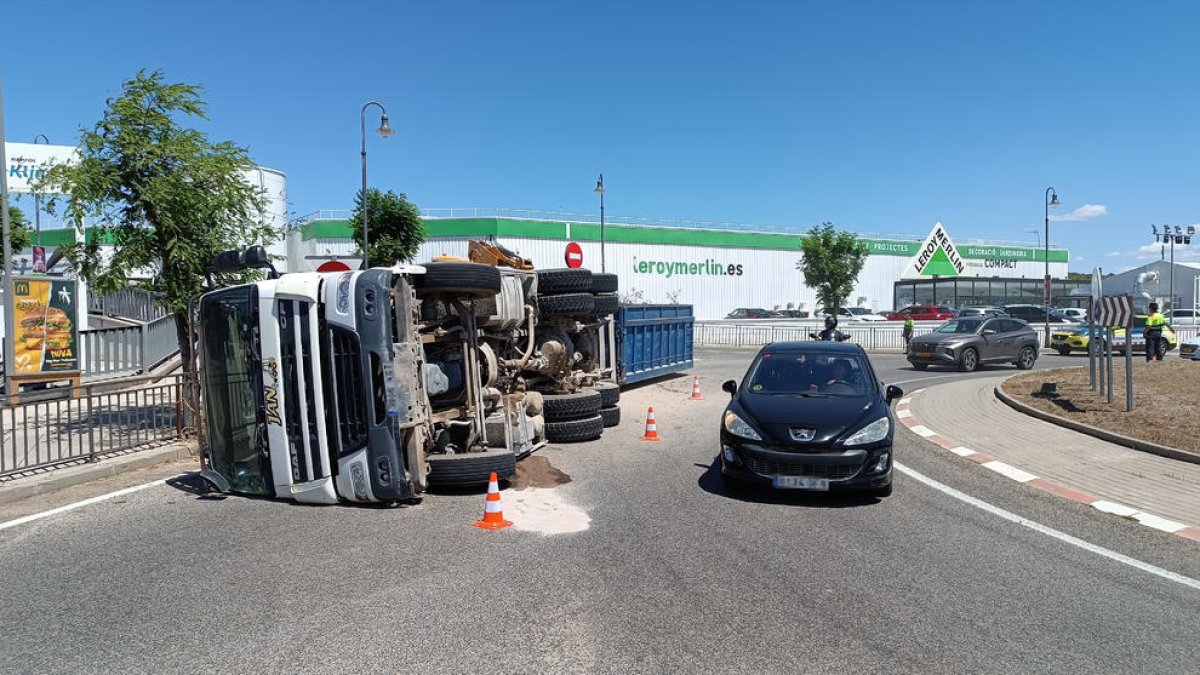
[795,222,869,312]
[6,205,31,252]
[349,188,425,266]
[39,70,272,370]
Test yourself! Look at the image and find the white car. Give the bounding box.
[827,307,888,322]
[1059,307,1087,321]
[1167,309,1200,327]
[1181,337,1199,361]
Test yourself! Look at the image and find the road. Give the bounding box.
[1,348,1197,673]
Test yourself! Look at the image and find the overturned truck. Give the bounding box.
[194,246,622,505]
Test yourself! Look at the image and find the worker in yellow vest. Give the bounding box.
[1144,302,1167,362]
[902,317,914,354]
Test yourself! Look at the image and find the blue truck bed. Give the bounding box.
[616,305,694,385]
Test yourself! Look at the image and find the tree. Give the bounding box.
[6,205,31,252]
[795,222,869,312]
[349,188,425,266]
[39,70,272,371]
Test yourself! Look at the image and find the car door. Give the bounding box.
[976,318,1003,360]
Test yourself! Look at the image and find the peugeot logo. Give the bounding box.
[790,428,816,442]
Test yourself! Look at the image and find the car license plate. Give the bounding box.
[773,475,829,490]
[915,351,932,358]
[1182,345,1196,355]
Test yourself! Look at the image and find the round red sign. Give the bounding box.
[564,242,584,268]
[317,260,353,272]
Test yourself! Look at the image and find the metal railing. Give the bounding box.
[88,287,169,322]
[0,374,190,478]
[82,315,180,378]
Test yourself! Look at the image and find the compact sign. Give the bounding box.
[564,242,583,268]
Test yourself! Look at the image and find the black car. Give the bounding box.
[719,341,902,497]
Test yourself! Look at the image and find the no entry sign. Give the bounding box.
[564,242,583,268]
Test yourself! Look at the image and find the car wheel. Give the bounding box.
[910,363,928,371]
[958,348,978,372]
[1016,346,1037,370]
[1056,347,1070,356]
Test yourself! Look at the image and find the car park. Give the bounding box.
[1180,337,1199,360]
[886,305,957,321]
[719,342,901,497]
[906,316,1040,372]
[1002,304,1080,324]
[725,307,773,319]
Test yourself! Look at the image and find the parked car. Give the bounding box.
[1180,337,1199,360]
[1002,304,1080,324]
[1167,309,1200,326]
[886,305,957,321]
[1050,326,1093,355]
[1108,323,1177,355]
[774,309,811,318]
[725,308,773,319]
[824,306,888,322]
[719,341,902,497]
[1059,307,1087,321]
[957,306,1008,318]
[906,316,1040,372]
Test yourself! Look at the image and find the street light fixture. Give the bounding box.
[594,174,606,272]
[1153,223,1195,314]
[32,134,49,250]
[1044,186,1059,347]
[360,101,393,268]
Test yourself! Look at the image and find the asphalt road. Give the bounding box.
[1,348,1197,674]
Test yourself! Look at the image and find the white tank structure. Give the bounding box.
[243,166,289,272]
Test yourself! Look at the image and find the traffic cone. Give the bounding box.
[641,407,661,442]
[473,471,513,530]
[690,375,704,400]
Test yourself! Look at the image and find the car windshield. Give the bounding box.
[744,351,875,396]
[934,319,984,334]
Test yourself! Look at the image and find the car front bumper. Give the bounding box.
[719,438,892,490]
[906,346,958,367]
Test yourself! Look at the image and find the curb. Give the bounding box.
[895,390,1200,544]
[993,381,1200,466]
[0,443,196,506]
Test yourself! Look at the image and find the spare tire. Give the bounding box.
[537,293,595,317]
[537,268,592,294]
[590,272,619,294]
[427,448,516,487]
[545,414,605,443]
[542,389,603,421]
[592,381,620,407]
[593,293,619,316]
[414,262,502,298]
[599,405,620,428]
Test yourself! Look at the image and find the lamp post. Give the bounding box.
[1153,224,1196,314]
[32,134,49,247]
[594,174,606,272]
[1044,186,1060,347]
[360,101,394,268]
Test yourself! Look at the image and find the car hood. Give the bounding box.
[734,392,882,446]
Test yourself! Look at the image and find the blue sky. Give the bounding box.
[4,0,1199,272]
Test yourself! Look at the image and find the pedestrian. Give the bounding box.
[902,316,914,354]
[1144,302,1167,362]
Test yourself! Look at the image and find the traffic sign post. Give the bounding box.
[1088,267,1103,391]
[1094,294,1134,411]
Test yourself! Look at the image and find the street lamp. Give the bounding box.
[32,134,49,250]
[1044,186,1060,347]
[1153,224,1195,314]
[594,174,606,272]
[360,101,394,268]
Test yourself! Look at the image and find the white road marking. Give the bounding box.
[982,460,1039,483]
[896,409,913,419]
[1092,500,1139,517]
[948,446,977,457]
[909,425,937,437]
[894,462,1200,591]
[1132,513,1187,534]
[0,479,168,532]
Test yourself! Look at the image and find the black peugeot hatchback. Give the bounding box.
[719,341,903,497]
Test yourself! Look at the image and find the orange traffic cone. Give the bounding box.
[641,407,661,442]
[690,375,704,400]
[473,471,513,530]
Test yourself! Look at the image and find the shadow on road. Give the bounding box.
[694,458,880,508]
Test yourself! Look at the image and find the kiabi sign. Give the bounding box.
[3,142,78,194]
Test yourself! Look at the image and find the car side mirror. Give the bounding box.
[885,385,903,405]
[722,380,738,397]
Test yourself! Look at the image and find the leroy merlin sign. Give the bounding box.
[905,222,966,277]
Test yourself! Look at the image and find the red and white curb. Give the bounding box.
[895,389,1200,544]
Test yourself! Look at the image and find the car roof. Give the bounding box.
[759,341,866,354]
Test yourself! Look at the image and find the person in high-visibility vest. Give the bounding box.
[902,317,915,354]
[1144,302,1168,362]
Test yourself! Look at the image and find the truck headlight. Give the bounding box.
[844,416,890,446]
[723,411,762,441]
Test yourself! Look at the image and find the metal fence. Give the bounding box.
[82,315,180,378]
[0,375,191,478]
[88,288,169,322]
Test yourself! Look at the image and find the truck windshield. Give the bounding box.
[200,287,269,495]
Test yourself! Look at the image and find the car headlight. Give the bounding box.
[940,345,956,355]
[844,416,890,446]
[723,411,762,440]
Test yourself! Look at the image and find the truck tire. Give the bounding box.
[414,262,502,298]
[537,293,595,317]
[537,268,593,294]
[599,405,620,428]
[427,448,516,487]
[541,389,602,421]
[545,414,605,443]
[592,381,620,407]
[590,272,619,294]
[593,293,619,316]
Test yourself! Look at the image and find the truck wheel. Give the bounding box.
[537,293,595,317]
[426,448,517,487]
[414,262,502,298]
[593,293,619,316]
[599,405,620,428]
[537,268,593,294]
[592,381,620,407]
[545,414,605,443]
[590,272,619,294]
[541,389,602,421]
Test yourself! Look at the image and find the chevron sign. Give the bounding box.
[1094,295,1133,327]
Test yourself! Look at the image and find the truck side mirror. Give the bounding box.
[211,249,245,273]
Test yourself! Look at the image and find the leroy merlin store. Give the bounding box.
[291,212,1075,321]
